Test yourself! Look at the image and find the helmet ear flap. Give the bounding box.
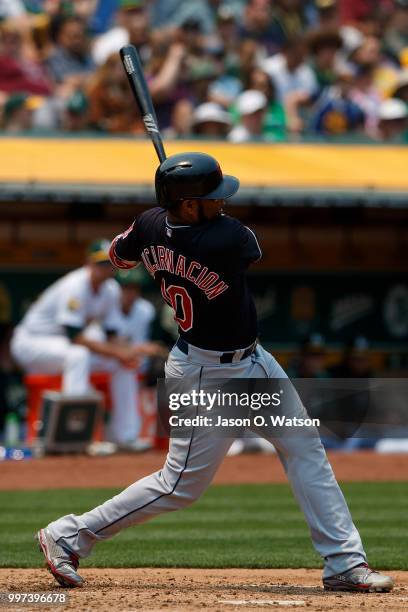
[155,166,175,208]
[155,162,193,208]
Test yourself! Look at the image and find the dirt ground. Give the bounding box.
[1,451,408,490]
[1,568,407,612]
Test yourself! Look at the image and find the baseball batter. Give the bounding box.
[37,153,394,593]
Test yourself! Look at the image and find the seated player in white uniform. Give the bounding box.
[116,268,156,349]
[112,268,162,450]
[11,239,147,445]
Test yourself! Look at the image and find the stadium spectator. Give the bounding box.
[46,14,95,84]
[307,27,343,91]
[384,0,408,64]
[349,65,383,138]
[245,67,287,139]
[262,35,318,101]
[204,8,243,106]
[311,72,365,135]
[339,0,378,32]
[61,89,90,131]
[0,0,27,19]
[146,36,188,129]
[87,52,143,133]
[163,99,194,138]
[208,60,243,108]
[1,92,43,132]
[70,0,99,23]
[0,20,52,95]
[229,89,267,142]
[390,70,408,104]
[349,35,382,69]
[314,0,340,29]
[205,33,243,107]
[178,16,209,60]
[87,0,120,35]
[237,0,287,55]
[148,0,217,34]
[273,0,307,39]
[215,5,241,55]
[377,97,408,140]
[348,35,398,99]
[186,58,220,108]
[92,0,149,66]
[237,38,262,89]
[89,37,188,134]
[191,101,232,137]
[261,35,318,132]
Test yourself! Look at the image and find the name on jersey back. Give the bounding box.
[141,245,229,300]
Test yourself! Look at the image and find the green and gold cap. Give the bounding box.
[87,239,111,264]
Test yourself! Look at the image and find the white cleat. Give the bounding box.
[323,563,394,592]
[36,528,84,588]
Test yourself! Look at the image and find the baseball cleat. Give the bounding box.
[36,528,84,588]
[323,563,394,592]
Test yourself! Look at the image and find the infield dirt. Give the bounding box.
[1,568,408,611]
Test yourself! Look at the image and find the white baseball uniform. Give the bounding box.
[11,266,139,444]
[85,295,156,435]
[117,296,155,342]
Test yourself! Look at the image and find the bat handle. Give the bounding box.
[156,141,167,164]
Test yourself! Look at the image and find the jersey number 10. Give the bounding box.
[161,279,193,332]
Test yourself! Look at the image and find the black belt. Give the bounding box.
[176,337,256,364]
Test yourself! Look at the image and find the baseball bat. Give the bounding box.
[120,44,167,163]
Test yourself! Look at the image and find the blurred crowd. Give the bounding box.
[0,0,408,140]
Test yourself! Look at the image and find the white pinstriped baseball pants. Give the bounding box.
[47,343,366,578]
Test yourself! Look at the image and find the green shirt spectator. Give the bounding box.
[231,67,287,141]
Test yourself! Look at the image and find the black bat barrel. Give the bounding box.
[120,45,167,163]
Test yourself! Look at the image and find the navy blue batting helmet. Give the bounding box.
[155,152,239,209]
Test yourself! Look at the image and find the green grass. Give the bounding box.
[1,483,407,570]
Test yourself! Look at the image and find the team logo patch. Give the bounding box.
[68,298,81,311]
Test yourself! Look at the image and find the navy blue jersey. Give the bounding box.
[110,207,262,351]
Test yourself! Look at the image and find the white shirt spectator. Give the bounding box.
[261,53,318,102]
[228,89,267,142]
